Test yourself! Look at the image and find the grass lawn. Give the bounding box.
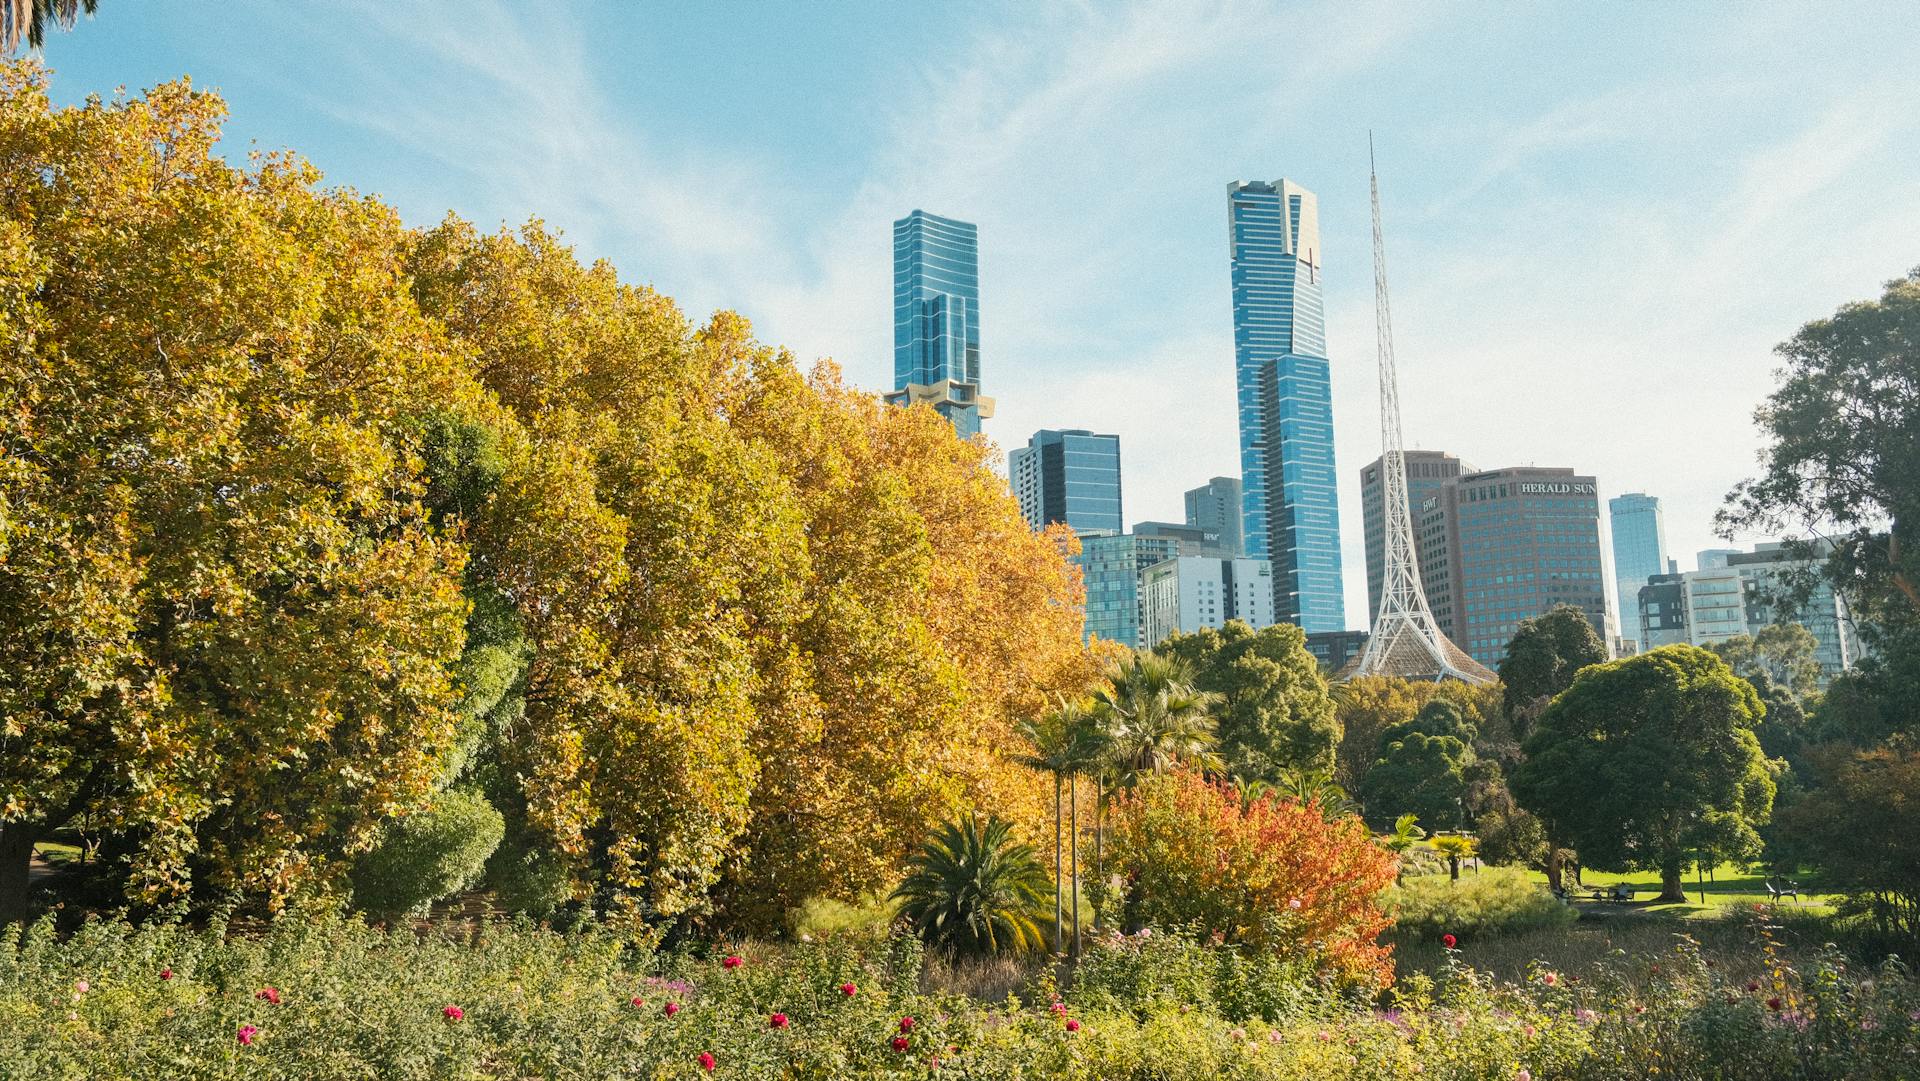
[1503,861,1839,918]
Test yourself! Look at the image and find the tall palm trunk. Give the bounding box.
[1069,773,1081,958]
[1052,772,1063,954]
[1091,781,1105,929]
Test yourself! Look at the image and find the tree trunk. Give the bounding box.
[1069,774,1081,958]
[1091,787,1103,928]
[1448,855,1460,882]
[0,822,38,927]
[1658,860,1686,902]
[1052,773,1063,955]
[1545,847,1563,893]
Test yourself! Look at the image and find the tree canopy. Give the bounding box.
[1498,605,1606,734]
[1510,645,1775,900]
[1157,621,1338,782]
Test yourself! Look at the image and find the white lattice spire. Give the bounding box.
[1349,139,1495,685]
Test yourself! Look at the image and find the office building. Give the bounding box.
[1697,548,1742,571]
[1361,450,1472,626]
[1635,543,1862,688]
[1073,531,1181,650]
[1133,521,1234,557]
[1608,493,1668,650]
[1140,556,1276,647]
[1417,466,1609,666]
[1227,180,1345,631]
[1306,629,1369,672]
[1183,477,1244,557]
[1009,429,1122,534]
[886,210,994,438]
[1729,543,1863,680]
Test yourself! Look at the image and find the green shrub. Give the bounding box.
[1386,866,1575,942]
[785,892,895,943]
[1069,927,1320,1023]
[350,787,504,920]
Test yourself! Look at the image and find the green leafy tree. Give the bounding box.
[1359,731,1472,830]
[1428,834,1476,882]
[1710,624,1823,701]
[892,817,1051,958]
[350,787,505,922]
[1720,268,1920,627]
[1498,604,1607,735]
[1380,813,1426,884]
[1511,645,1775,901]
[1158,622,1339,780]
[1779,744,1920,937]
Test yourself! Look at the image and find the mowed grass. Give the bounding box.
[1507,861,1839,918]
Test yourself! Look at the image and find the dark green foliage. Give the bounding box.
[1511,645,1774,898]
[1360,730,1471,830]
[1387,699,1477,745]
[350,787,505,921]
[1474,806,1549,869]
[1498,604,1606,734]
[1720,267,1920,631]
[1157,622,1338,781]
[1710,624,1823,700]
[1809,624,1920,746]
[891,817,1050,958]
[416,411,506,527]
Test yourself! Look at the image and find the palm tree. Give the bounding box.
[1,0,96,54]
[892,817,1052,958]
[1013,697,1099,954]
[1085,652,1221,924]
[1382,813,1426,885]
[1429,833,1477,882]
[1275,768,1357,819]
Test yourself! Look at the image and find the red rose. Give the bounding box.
[899,1016,916,1033]
[699,1051,716,1072]
[1767,997,1782,1011]
[255,987,281,1005]
[722,955,743,970]
[840,982,858,997]
[442,1005,464,1021]
[770,1012,789,1029]
[664,1002,681,1017]
[631,996,646,1008]
[1065,1018,1081,1032]
[1441,934,1457,949]
[236,1024,258,1046]
[159,968,173,981]
[892,1036,910,1052]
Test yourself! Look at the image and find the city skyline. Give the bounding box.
[42,2,1920,627]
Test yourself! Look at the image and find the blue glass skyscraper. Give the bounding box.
[1609,492,1668,647]
[886,210,994,437]
[1227,179,1345,632]
[1009,429,1123,534]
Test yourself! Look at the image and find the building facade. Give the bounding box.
[1608,493,1668,650]
[1073,531,1181,650]
[1360,450,1471,626]
[1416,466,1609,666]
[1227,180,1345,632]
[1133,520,1234,558]
[1636,574,1691,649]
[1009,429,1122,534]
[1306,629,1369,673]
[1140,556,1276,648]
[1183,476,1244,557]
[887,210,994,438]
[1635,543,1862,688]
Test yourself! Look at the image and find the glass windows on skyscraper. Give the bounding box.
[886,210,994,437]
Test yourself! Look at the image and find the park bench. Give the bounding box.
[1766,879,1800,903]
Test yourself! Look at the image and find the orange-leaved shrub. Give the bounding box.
[1108,769,1397,987]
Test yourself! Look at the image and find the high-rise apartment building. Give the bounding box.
[1697,548,1742,571]
[887,210,994,438]
[1183,477,1244,557]
[1360,450,1472,627]
[1009,429,1122,534]
[1608,493,1669,650]
[1140,556,1276,648]
[1073,531,1181,649]
[1227,180,1344,632]
[1416,467,1609,665]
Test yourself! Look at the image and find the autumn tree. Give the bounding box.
[0,66,474,920]
[1158,621,1339,781]
[1107,769,1396,988]
[1511,646,1775,901]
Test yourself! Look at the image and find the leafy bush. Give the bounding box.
[1386,867,1575,942]
[1108,769,1397,987]
[1069,927,1319,1023]
[785,892,896,943]
[350,788,505,920]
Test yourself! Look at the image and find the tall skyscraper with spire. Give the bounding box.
[1227,180,1345,632]
[886,210,994,438]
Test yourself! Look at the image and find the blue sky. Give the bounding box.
[36,2,1920,630]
